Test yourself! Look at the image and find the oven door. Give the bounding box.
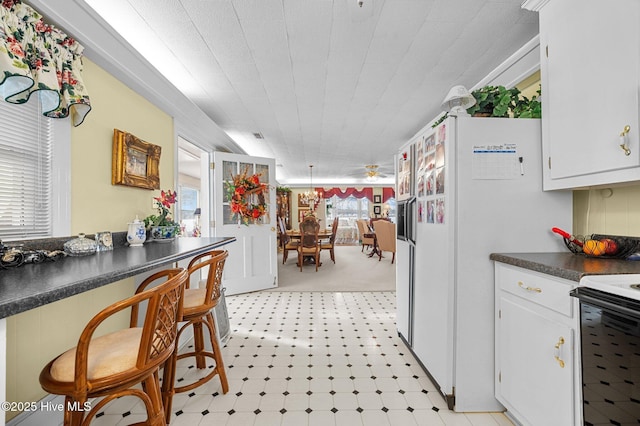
[570,287,640,425]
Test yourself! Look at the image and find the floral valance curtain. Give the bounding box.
[320,187,374,202]
[0,0,91,126]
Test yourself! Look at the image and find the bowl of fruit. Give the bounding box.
[552,228,640,259]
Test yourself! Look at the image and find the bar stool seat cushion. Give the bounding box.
[50,327,143,382]
[183,288,207,311]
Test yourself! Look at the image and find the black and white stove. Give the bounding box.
[572,274,640,425]
[578,273,640,301]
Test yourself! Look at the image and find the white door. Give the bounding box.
[212,152,277,295]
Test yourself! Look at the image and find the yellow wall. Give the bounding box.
[516,70,541,100]
[5,58,175,419]
[573,186,640,237]
[70,59,175,232]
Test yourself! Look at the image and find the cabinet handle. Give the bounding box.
[517,281,542,293]
[554,337,566,368]
[619,125,631,156]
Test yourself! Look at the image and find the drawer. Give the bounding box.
[497,264,575,317]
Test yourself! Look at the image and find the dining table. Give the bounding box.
[364,231,381,258]
[287,228,332,240]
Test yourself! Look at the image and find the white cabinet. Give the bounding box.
[525,0,640,190]
[494,263,580,425]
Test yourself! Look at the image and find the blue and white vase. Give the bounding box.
[150,225,177,241]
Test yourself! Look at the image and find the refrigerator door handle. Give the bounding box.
[402,201,410,241]
[407,197,416,244]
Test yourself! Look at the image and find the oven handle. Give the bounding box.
[570,288,640,320]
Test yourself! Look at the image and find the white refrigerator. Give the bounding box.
[395,115,572,411]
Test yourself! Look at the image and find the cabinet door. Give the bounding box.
[542,0,640,181]
[497,296,574,426]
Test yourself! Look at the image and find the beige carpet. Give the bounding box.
[273,244,396,292]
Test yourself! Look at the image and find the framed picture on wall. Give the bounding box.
[111,129,161,190]
[374,205,381,215]
[298,194,310,208]
[374,195,381,204]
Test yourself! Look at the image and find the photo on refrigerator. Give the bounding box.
[426,200,434,223]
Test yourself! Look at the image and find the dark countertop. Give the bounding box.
[0,236,235,319]
[490,252,640,282]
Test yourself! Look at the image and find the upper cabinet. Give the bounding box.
[525,0,640,190]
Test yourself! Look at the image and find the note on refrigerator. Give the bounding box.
[471,143,519,179]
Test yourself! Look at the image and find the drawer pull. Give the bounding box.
[554,337,566,368]
[517,281,542,293]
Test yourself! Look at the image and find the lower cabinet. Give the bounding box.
[495,263,580,426]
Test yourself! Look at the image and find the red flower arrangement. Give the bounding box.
[143,189,181,235]
[225,169,269,225]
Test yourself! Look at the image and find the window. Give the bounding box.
[178,185,199,236]
[326,195,370,222]
[384,197,397,222]
[0,100,54,240]
[325,195,370,245]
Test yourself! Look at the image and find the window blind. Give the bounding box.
[0,99,53,240]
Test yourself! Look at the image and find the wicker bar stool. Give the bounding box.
[39,268,187,426]
[159,250,229,423]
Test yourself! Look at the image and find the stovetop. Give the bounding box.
[579,274,640,302]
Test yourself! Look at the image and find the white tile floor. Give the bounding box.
[21,291,514,425]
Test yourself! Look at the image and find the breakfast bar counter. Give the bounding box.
[0,236,236,319]
[0,236,236,423]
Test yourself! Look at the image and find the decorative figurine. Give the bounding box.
[0,239,66,268]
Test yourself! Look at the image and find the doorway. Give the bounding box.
[177,137,209,237]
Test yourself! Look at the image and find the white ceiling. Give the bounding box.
[79,0,539,186]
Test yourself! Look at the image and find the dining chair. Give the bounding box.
[320,217,339,263]
[158,250,230,423]
[39,268,187,426]
[298,216,321,271]
[278,216,299,264]
[373,220,396,264]
[356,219,375,253]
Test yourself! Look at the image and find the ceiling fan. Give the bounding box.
[344,164,393,182]
[364,164,388,182]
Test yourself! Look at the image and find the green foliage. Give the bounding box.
[466,85,541,119]
[466,85,517,117]
[512,88,542,118]
[431,112,448,128]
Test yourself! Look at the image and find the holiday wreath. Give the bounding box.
[225,168,269,225]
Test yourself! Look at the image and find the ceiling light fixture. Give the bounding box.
[441,85,476,117]
[300,165,320,209]
[358,0,364,7]
[365,164,380,182]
